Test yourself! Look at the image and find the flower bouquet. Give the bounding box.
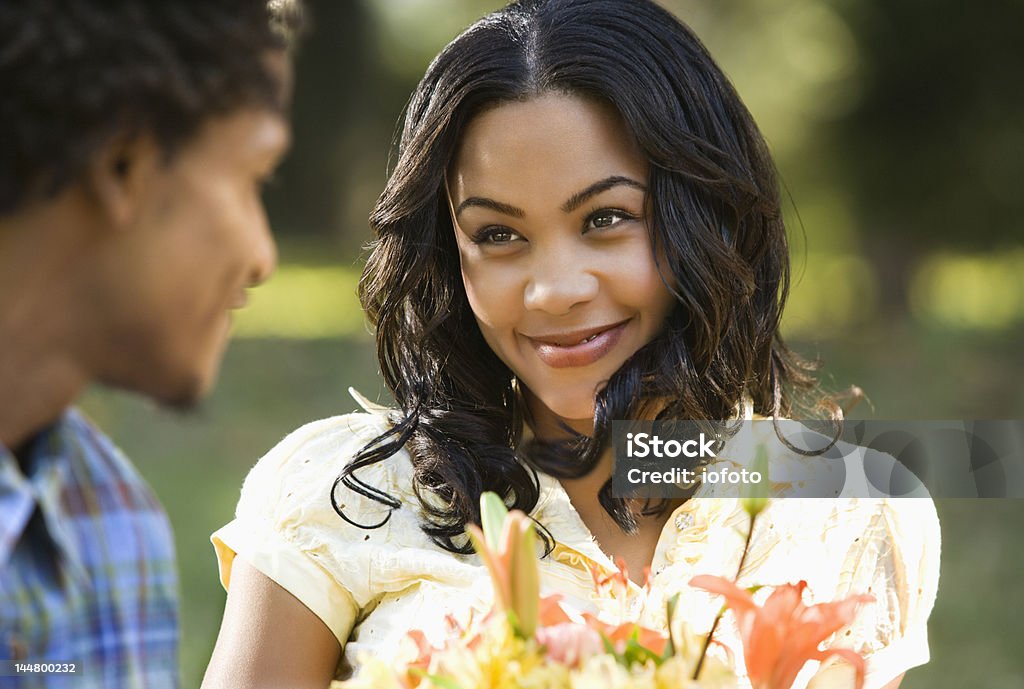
[336,466,873,689]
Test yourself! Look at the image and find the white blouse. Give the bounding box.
[212,394,940,688]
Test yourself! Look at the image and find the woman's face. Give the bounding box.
[448,92,676,436]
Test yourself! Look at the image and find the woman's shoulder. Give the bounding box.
[717,419,941,599]
[213,397,472,640]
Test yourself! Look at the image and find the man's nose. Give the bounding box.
[248,219,278,287]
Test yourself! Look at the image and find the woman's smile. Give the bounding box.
[522,318,630,369]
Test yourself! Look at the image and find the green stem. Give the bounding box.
[692,509,758,680]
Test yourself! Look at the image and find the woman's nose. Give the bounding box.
[523,250,599,315]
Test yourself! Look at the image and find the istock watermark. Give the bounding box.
[611,420,1024,499]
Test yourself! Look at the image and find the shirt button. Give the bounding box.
[675,512,694,531]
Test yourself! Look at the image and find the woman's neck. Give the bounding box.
[523,398,593,441]
[557,448,683,585]
[521,390,685,582]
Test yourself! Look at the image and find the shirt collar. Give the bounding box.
[0,411,90,585]
[0,443,36,567]
[348,387,391,414]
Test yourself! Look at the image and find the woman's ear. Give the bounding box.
[84,133,161,231]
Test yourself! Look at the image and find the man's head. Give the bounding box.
[0,1,303,408]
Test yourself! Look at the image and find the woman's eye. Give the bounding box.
[585,209,634,231]
[472,227,522,245]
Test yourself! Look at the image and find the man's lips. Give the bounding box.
[524,320,630,368]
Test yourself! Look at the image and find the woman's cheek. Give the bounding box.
[462,263,521,329]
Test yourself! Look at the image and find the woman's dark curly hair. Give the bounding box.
[335,0,828,553]
[0,0,304,215]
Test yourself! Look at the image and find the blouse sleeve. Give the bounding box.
[211,412,398,647]
[818,497,942,689]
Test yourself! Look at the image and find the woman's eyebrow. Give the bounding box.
[561,176,646,213]
[454,197,524,219]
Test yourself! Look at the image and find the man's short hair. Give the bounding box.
[0,0,304,215]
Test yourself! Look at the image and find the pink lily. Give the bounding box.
[535,622,604,668]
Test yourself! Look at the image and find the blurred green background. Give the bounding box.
[80,0,1023,687]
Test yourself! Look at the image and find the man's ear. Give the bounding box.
[84,133,162,230]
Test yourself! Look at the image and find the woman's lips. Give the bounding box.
[526,320,629,368]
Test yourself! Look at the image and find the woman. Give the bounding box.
[202,1,939,688]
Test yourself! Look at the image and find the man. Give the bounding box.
[0,2,302,687]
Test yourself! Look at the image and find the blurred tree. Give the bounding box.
[831,0,1024,317]
[263,0,503,252]
[263,0,378,245]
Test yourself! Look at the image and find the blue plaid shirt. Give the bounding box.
[0,409,179,689]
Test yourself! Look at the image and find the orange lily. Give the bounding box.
[581,613,671,658]
[690,576,874,689]
[401,629,435,689]
[537,593,573,627]
[590,557,632,600]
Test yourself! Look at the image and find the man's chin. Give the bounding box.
[159,387,205,413]
[145,369,216,413]
[98,352,220,412]
[167,368,221,411]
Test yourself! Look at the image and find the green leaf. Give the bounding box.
[622,636,663,667]
[417,671,466,687]
[599,632,619,659]
[505,609,521,635]
[480,492,508,548]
